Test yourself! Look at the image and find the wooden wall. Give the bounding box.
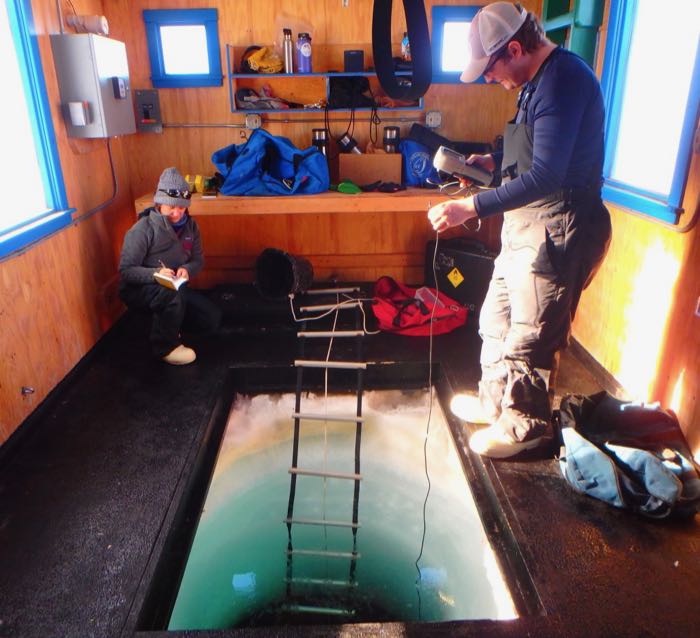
[572,1,700,453]
[2,0,698,459]
[111,0,527,197]
[0,0,135,442]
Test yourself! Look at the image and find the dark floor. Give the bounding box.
[1,284,699,638]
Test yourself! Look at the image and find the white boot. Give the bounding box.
[450,393,492,424]
[468,425,543,459]
[162,344,196,365]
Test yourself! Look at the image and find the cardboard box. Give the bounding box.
[338,153,402,186]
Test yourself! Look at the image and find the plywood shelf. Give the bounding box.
[134,188,449,216]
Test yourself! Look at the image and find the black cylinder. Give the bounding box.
[383,126,400,153]
[312,128,329,156]
[255,248,314,299]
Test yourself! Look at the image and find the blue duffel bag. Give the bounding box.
[211,129,329,196]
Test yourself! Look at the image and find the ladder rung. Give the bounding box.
[282,604,356,616]
[292,412,364,423]
[285,517,360,529]
[304,287,360,295]
[287,577,358,588]
[300,301,361,312]
[297,330,364,338]
[289,467,362,481]
[287,549,361,559]
[294,359,367,369]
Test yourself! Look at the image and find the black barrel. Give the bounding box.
[254,248,314,299]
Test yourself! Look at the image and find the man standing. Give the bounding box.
[428,3,611,458]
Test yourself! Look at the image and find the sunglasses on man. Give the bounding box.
[483,42,511,76]
[159,188,192,200]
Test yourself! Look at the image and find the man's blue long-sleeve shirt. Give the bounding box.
[475,48,605,218]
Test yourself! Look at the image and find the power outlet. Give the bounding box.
[425,110,442,129]
[245,113,262,130]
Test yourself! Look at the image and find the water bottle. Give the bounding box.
[401,32,411,61]
[296,32,312,73]
[282,28,294,74]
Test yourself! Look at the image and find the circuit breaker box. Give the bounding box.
[50,33,136,138]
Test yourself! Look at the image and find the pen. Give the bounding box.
[159,260,166,269]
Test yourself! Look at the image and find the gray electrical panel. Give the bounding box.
[50,33,136,138]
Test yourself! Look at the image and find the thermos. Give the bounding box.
[283,28,294,74]
[383,126,400,153]
[296,32,312,73]
[312,128,329,156]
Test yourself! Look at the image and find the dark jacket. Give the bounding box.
[118,208,204,288]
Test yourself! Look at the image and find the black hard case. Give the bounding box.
[424,238,496,318]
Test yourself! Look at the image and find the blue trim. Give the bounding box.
[143,8,223,88]
[7,0,68,210]
[602,184,679,225]
[0,210,75,259]
[668,36,700,209]
[601,0,698,223]
[431,6,484,84]
[1,0,71,258]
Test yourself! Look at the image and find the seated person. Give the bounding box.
[119,167,222,365]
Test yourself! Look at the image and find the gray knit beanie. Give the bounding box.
[153,167,191,208]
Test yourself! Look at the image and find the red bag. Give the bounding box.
[371,276,468,336]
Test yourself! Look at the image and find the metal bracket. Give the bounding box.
[245,113,262,130]
[425,110,442,129]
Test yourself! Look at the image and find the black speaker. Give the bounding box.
[425,238,496,319]
[343,50,364,72]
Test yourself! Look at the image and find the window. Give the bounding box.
[431,6,483,84]
[1,0,70,259]
[601,0,700,223]
[143,9,223,88]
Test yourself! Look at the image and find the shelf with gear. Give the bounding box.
[225,45,423,114]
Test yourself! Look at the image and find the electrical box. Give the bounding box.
[50,33,136,138]
[134,89,163,133]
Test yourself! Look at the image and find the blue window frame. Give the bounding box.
[1,0,71,259]
[431,6,484,84]
[600,1,700,224]
[143,8,223,88]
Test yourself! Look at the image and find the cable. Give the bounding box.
[413,229,440,620]
[72,138,119,223]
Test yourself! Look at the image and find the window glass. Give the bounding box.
[161,25,209,75]
[143,9,222,88]
[602,0,700,222]
[441,21,471,73]
[610,1,698,196]
[2,1,48,234]
[431,6,482,84]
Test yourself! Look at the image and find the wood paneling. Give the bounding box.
[7,0,699,460]
[113,0,530,198]
[134,190,502,287]
[0,0,135,442]
[571,0,700,453]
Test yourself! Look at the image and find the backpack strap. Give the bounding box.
[372,0,432,100]
[392,298,429,327]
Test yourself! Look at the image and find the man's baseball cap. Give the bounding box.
[460,2,527,83]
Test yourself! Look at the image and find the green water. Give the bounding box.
[168,390,516,629]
